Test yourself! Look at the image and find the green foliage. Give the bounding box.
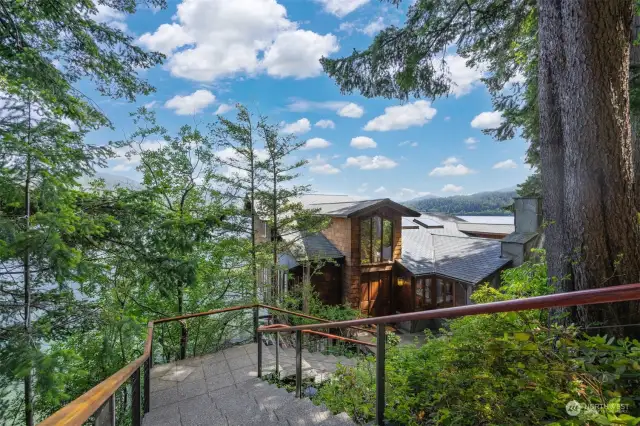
[404,190,516,215]
[316,255,640,425]
[0,0,165,129]
[281,290,362,325]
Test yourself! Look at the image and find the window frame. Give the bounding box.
[360,214,394,265]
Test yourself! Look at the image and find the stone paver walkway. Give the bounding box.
[144,343,355,426]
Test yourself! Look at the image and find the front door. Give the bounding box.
[360,271,391,316]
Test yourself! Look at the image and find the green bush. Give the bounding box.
[315,254,640,425]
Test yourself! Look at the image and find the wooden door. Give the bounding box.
[360,271,391,316]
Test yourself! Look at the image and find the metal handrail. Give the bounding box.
[259,323,376,347]
[257,283,640,333]
[39,283,640,426]
[38,303,369,426]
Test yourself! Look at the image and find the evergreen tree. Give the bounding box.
[321,0,640,326]
[254,121,329,304]
[210,105,265,339]
[0,90,110,424]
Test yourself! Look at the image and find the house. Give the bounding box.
[264,194,542,319]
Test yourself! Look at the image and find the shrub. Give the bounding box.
[315,254,640,425]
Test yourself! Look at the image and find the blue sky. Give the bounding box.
[87,0,533,200]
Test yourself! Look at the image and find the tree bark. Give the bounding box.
[539,0,640,327]
[23,97,34,426]
[630,14,640,208]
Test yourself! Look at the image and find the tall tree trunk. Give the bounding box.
[538,0,568,295]
[272,165,278,304]
[630,14,640,208]
[23,98,33,426]
[539,0,640,327]
[249,125,259,341]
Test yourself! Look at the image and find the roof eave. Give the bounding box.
[346,199,421,218]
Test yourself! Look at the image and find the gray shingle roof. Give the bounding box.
[283,231,344,261]
[502,232,538,244]
[400,227,511,284]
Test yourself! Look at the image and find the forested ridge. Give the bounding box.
[404,190,516,215]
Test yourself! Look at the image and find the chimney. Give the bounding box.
[514,197,543,233]
[501,197,542,266]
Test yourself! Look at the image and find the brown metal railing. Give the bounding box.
[39,283,640,426]
[38,303,369,426]
[256,283,640,425]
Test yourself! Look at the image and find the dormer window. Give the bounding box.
[360,215,393,264]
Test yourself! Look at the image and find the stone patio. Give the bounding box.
[144,343,355,426]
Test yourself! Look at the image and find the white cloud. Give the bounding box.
[282,118,311,134]
[144,101,157,109]
[399,141,418,147]
[337,103,364,118]
[444,116,451,121]
[315,0,369,17]
[465,137,478,150]
[302,137,331,150]
[357,183,368,193]
[165,89,216,115]
[315,119,335,129]
[364,100,436,131]
[138,23,194,55]
[362,17,385,36]
[350,136,377,149]
[374,186,386,193]
[429,157,475,176]
[94,5,127,30]
[310,163,341,174]
[441,184,463,193]
[263,30,339,78]
[435,54,485,98]
[214,103,234,115]
[493,159,518,169]
[138,0,338,82]
[287,99,363,118]
[471,111,504,129]
[344,155,397,170]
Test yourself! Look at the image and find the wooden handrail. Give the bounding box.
[39,305,253,426]
[38,303,369,425]
[259,283,640,333]
[39,282,640,425]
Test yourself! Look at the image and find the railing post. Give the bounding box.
[144,358,150,414]
[275,332,280,378]
[257,331,262,378]
[253,306,259,343]
[95,394,115,426]
[132,368,141,426]
[376,324,385,426]
[295,330,302,398]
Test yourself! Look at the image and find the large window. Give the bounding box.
[361,216,393,264]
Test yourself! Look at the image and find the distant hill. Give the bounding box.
[404,189,516,215]
[405,193,440,203]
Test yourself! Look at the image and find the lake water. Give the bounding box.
[458,215,514,224]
